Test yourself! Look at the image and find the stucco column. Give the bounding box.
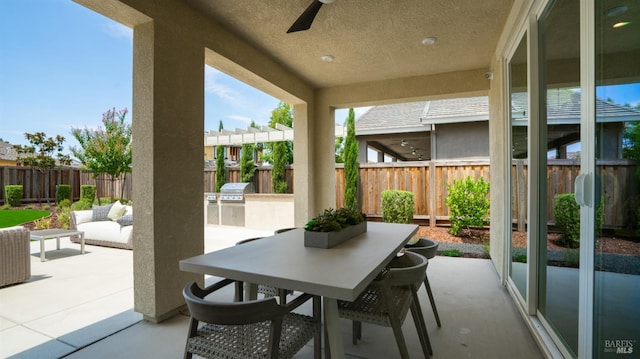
[313,100,337,214]
[292,100,335,226]
[132,20,204,322]
[293,103,312,226]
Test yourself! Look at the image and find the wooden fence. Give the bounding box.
[1,160,636,229]
[0,166,132,203]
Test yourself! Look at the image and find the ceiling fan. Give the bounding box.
[287,0,334,33]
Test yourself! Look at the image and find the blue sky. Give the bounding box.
[0,0,363,155]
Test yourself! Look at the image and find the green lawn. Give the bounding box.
[0,209,50,228]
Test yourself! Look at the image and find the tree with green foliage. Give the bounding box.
[240,121,259,182]
[261,102,294,165]
[13,132,72,203]
[335,136,345,163]
[623,121,640,178]
[215,120,226,192]
[71,108,132,202]
[263,102,294,193]
[343,108,359,209]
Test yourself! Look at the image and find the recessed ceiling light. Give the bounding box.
[613,21,631,28]
[321,55,334,62]
[605,5,628,17]
[421,37,437,46]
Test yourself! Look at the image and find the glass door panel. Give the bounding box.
[509,35,528,299]
[538,0,581,356]
[593,1,640,357]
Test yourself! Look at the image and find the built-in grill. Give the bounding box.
[218,183,255,226]
[219,183,255,203]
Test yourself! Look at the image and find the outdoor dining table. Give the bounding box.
[179,221,418,358]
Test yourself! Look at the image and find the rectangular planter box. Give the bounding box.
[304,221,367,249]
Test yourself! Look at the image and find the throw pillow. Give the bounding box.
[116,214,133,226]
[107,201,127,221]
[92,203,114,221]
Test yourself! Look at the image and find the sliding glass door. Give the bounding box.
[509,35,529,301]
[592,1,640,357]
[538,0,581,356]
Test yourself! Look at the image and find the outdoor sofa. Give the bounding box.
[70,202,133,250]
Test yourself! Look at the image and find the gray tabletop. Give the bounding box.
[180,221,418,301]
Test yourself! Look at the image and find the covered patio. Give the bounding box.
[7,0,637,357]
[0,226,541,358]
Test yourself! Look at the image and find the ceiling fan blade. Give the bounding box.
[287,0,324,33]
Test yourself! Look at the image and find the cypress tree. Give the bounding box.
[343,108,359,209]
[215,120,226,192]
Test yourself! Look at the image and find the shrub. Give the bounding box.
[34,217,51,230]
[513,252,527,263]
[58,199,71,209]
[4,185,23,207]
[42,204,50,211]
[96,197,112,205]
[56,184,71,204]
[57,207,71,229]
[80,185,96,203]
[445,176,490,236]
[2,203,10,210]
[553,193,604,248]
[24,205,33,210]
[381,190,415,224]
[71,199,93,211]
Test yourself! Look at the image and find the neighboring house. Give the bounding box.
[356,92,640,163]
[0,139,18,166]
[355,97,490,162]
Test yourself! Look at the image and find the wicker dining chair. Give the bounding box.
[234,237,292,304]
[405,238,442,327]
[183,280,321,359]
[337,251,432,358]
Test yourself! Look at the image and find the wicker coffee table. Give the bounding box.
[30,229,85,262]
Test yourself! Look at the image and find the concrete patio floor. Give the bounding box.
[0,225,543,358]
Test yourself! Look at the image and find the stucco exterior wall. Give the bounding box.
[435,122,489,159]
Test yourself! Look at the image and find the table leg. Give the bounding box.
[80,233,85,254]
[40,238,45,262]
[323,297,345,359]
[245,283,258,301]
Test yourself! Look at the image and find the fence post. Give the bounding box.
[429,161,436,227]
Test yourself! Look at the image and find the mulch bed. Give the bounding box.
[417,226,640,257]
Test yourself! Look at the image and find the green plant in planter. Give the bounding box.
[305,207,366,232]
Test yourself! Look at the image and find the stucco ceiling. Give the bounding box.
[182,0,514,88]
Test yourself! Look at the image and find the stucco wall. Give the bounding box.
[244,194,295,230]
[436,122,489,159]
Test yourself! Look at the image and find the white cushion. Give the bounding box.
[74,210,94,225]
[123,206,133,216]
[108,201,127,221]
